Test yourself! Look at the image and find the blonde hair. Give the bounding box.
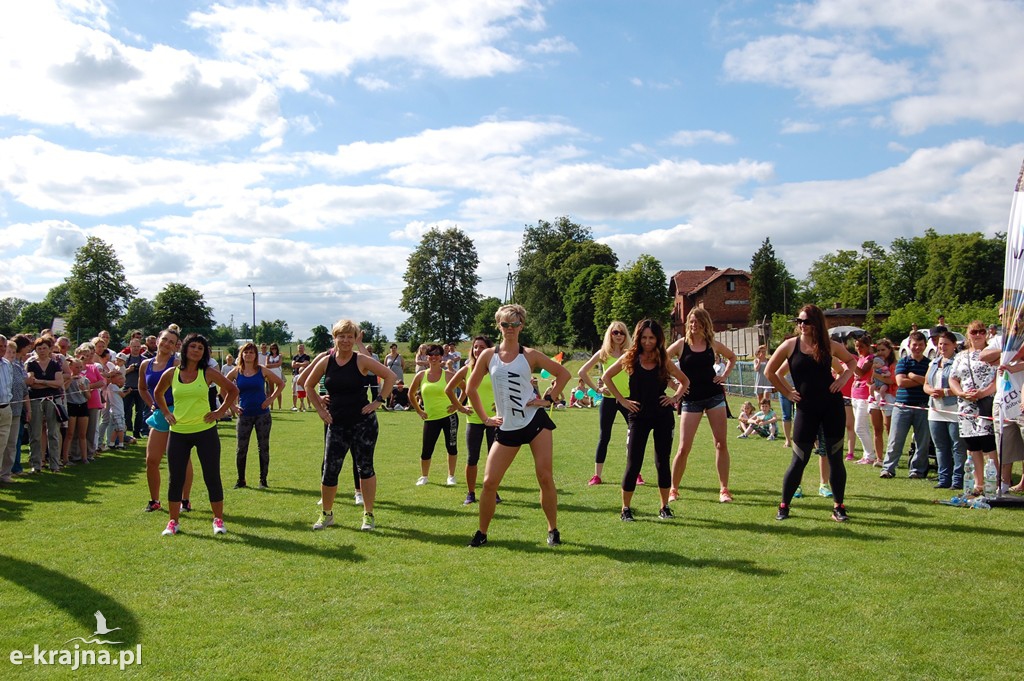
[685,308,716,347]
[598,321,630,361]
[495,304,527,325]
[741,401,755,414]
[331,319,360,351]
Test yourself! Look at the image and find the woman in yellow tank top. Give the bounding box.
[409,343,459,486]
[445,336,498,505]
[578,321,633,486]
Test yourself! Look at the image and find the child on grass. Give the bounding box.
[737,401,755,437]
[750,398,778,439]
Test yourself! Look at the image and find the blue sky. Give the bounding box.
[2,0,1022,341]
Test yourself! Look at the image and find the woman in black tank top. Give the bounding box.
[765,305,862,522]
[602,319,689,521]
[665,308,738,504]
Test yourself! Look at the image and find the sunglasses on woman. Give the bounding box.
[499,321,523,329]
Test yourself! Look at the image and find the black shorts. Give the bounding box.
[495,409,556,448]
[67,402,89,418]
[963,433,996,452]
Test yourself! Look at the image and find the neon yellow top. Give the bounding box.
[420,371,451,421]
[611,365,630,395]
[467,370,494,425]
[168,367,214,434]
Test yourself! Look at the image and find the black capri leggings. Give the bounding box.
[322,413,379,487]
[622,411,674,493]
[594,396,629,465]
[421,415,458,460]
[167,426,223,504]
[782,401,847,506]
[324,422,361,490]
[465,422,496,467]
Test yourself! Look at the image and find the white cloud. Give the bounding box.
[666,129,737,146]
[0,1,280,144]
[356,75,393,91]
[526,36,576,54]
[780,120,821,134]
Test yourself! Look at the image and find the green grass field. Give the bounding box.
[1,397,1021,680]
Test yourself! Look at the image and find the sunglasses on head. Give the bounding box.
[499,321,523,329]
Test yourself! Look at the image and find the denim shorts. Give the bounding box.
[679,393,726,414]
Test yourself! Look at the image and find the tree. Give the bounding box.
[152,283,214,334]
[748,237,789,326]
[917,232,1004,310]
[0,297,29,336]
[394,318,417,344]
[400,226,480,342]
[43,285,71,316]
[209,324,237,346]
[514,217,617,344]
[307,324,331,354]
[563,264,616,349]
[239,322,253,341]
[877,234,928,310]
[255,319,293,346]
[591,271,620,334]
[800,249,861,308]
[116,297,156,340]
[358,321,387,354]
[469,297,503,339]
[16,301,60,335]
[64,236,137,338]
[610,255,672,329]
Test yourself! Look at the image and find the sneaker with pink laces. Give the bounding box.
[212,518,226,535]
[719,488,733,503]
[587,475,602,486]
[855,456,877,465]
[668,488,679,502]
[161,520,179,536]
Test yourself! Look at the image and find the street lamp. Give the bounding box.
[247,284,256,340]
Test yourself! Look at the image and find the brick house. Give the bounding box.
[668,266,752,339]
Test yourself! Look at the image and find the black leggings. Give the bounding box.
[622,411,674,492]
[323,422,361,490]
[421,415,458,460]
[465,422,496,467]
[782,405,847,505]
[594,397,629,464]
[322,413,378,487]
[236,412,271,483]
[167,427,223,503]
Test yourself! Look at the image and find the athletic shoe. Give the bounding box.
[145,500,162,512]
[818,484,833,498]
[908,472,924,479]
[233,481,246,489]
[620,507,635,522]
[854,456,876,465]
[213,518,226,535]
[464,492,477,505]
[354,491,364,505]
[161,520,179,536]
[719,488,733,503]
[587,475,602,486]
[547,529,561,546]
[737,434,748,439]
[793,486,803,498]
[446,475,457,486]
[125,436,137,445]
[636,474,646,485]
[361,512,375,531]
[844,452,856,461]
[468,530,488,547]
[259,479,269,489]
[181,499,192,512]
[415,476,429,486]
[658,505,674,519]
[291,407,298,411]
[776,504,789,521]
[879,470,894,479]
[668,488,679,503]
[313,511,334,530]
[495,493,503,504]
[831,505,849,522]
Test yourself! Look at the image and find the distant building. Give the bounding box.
[669,266,751,339]
[823,304,890,329]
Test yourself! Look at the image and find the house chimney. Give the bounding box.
[704,266,718,271]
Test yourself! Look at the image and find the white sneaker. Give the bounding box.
[361,512,375,531]
[213,518,226,535]
[162,520,179,536]
[416,476,429,486]
[291,407,298,412]
[313,512,334,530]
[446,475,457,486]
[354,491,364,505]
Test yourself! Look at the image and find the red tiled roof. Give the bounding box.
[670,268,750,296]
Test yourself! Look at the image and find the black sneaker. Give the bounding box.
[259,480,269,489]
[831,505,849,522]
[463,492,477,505]
[234,481,246,489]
[775,504,789,521]
[620,507,635,522]
[181,499,192,512]
[547,529,561,546]
[495,493,502,504]
[468,530,488,548]
[658,505,674,519]
[145,500,161,512]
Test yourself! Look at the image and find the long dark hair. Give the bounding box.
[798,304,831,365]
[180,333,211,373]
[467,336,493,370]
[622,318,669,383]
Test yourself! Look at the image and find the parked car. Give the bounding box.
[898,328,965,358]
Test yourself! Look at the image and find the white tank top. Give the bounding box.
[488,347,539,431]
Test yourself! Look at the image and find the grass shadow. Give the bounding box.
[183,523,366,562]
[0,553,140,646]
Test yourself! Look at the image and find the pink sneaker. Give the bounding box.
[212,518,226,535]
[636,474,646,485]
[587,475,602,486]
[855,456,877,465]
[161,520,178,536]
[719,488,733,503]
[845,452,856,461]
[668,488,679,502]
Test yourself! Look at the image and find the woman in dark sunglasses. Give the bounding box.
[578,321,632,486]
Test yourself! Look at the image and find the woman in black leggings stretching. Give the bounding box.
[766,305,862,522]
[602,319,689,521]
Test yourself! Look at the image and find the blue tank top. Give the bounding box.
[237,369,269,416]
[145,356,175,407]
